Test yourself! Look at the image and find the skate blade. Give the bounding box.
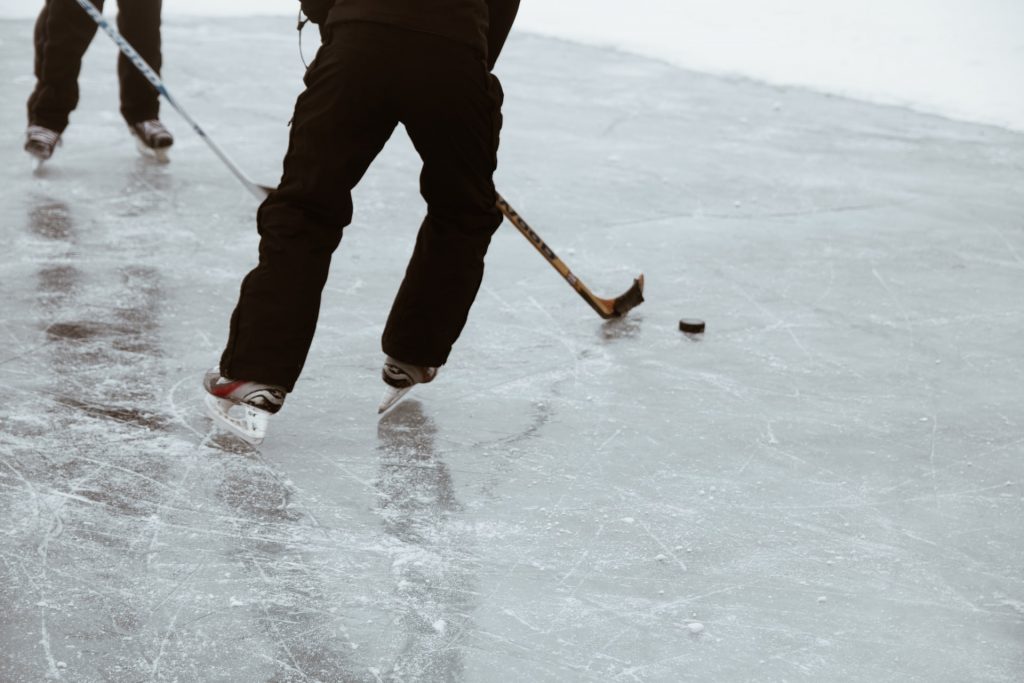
[28,153,46,172]
[135,136,170,163]
[378,385,414,415]
[204,393,269,445]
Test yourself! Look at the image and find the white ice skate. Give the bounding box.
[25,125,61,170]
[378,358,437,415]
[129,119,174,163]
[202,369,285,445]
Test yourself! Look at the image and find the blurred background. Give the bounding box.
[2,0,1022,130]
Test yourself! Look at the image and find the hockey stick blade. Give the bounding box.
[608,274,645,318]
[496,194,645,320]
[582,273,644,320]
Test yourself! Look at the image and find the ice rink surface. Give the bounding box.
[1,16,1023,682]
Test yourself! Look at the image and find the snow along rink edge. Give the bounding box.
[4,0,1023,132]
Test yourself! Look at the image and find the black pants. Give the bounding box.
[220,23,505,392]
[27,0,163,132]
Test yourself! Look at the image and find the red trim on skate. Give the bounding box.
[210,380,245,398]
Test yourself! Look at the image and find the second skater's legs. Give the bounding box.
[25,0,172,163]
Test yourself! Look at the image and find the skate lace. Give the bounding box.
[241,387,286,413]
[133,120,172,147]
[27,126,60,146]
[139,120,168,137]
[382,362,436,388]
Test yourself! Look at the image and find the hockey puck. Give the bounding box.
[679,319,706,334]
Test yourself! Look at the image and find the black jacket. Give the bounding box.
[300,0,520,68]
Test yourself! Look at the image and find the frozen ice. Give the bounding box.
[0,15,1023,683]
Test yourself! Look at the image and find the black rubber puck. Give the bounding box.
[679,319,706,334]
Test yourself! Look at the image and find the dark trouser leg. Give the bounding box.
[382,42,505,367]
[220,30,397,391]
[27,0,104,132]
[115,0,162,124]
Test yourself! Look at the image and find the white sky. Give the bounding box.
[2,0,1022,131]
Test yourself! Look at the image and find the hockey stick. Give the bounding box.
[72,0,271,200]
[496,194,644,319]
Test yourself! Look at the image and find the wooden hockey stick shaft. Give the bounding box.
[496,194,645,319]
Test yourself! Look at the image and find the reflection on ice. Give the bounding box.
[376,402,474,681]
[28,199,72,241]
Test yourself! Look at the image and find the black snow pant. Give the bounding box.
[220,23,505,392]
[27,0,163,132]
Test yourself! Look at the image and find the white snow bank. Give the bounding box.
[515,0,1024,133]
[2,0,1022,132]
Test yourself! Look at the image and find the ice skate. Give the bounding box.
[129,119,174,162]
[378,357,438,415]
[202,368,286,444]
[25,125,61,169]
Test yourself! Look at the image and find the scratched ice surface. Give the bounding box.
[1,16,1023,683]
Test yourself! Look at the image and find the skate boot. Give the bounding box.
[129,119,174,162]
[378,356,437,414]
[203,368,286,444]
[25,125,61,166]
